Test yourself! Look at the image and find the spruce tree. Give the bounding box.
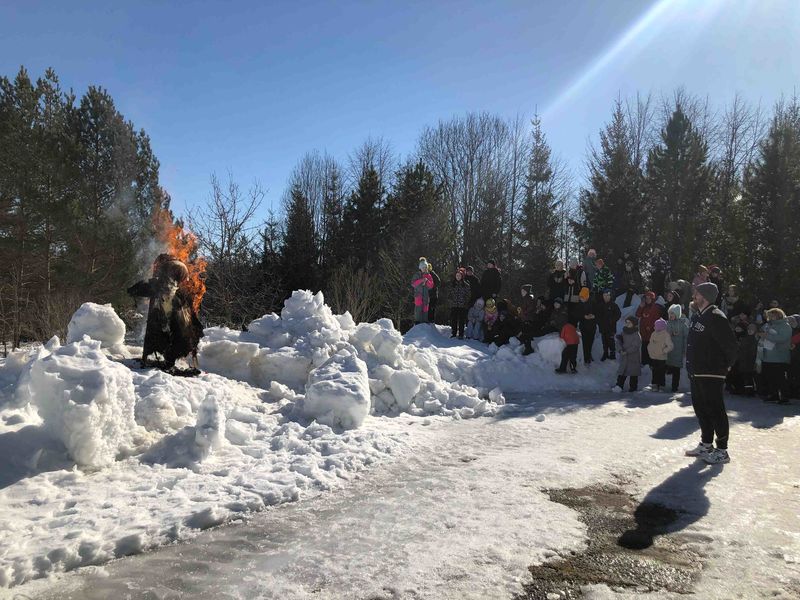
[380,160,451,323]
[644,104,712,279]
[741,98,800,304]
[318,162,344,286]
[340,165,384,268]
[515,116,561,292]
[281,184,318,294]
[383,160,451,271]
[574,101,644,263]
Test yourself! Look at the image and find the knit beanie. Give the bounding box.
[695,282,719,304]
[654,318,667,332]
[668,304,682,319]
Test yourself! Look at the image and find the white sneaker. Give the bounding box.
[703,448,730,464]
[611,385,623,393]
[643,385,655,392]
[685,442,713,457]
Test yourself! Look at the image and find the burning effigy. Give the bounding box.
[128,253,205,374]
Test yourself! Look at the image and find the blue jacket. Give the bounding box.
[762,318,792,364]
[666,317,689,368]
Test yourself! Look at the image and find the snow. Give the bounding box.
[1,289,798,598]
[66,303,126,349]
[14,338,139,468]
[302,348,371,429]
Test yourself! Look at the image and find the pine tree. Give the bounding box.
[574,101,644,263]
[69,86,141,301]
[741,97,800,304]
[281,184,318,295]
[644,103,712,279]
[515,116,561,292]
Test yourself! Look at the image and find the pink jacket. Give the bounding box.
[412,272,434,308]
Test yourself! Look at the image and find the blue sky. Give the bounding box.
[2,0,798,220]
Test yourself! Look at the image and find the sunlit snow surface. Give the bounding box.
[1,293,798,599]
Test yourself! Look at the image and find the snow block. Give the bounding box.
[388,370,421,411]
[66,302,125,348]
[16,338,137,468]
[304,348,370,429]
[536,334,566,367]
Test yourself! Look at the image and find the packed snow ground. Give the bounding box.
[1,291,798,598]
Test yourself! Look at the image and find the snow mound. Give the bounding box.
[200,291,500,421]
[15,337,138,468]
[303,348,371,429]
[66,302,126,348]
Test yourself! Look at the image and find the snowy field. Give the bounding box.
[1,292,798,598]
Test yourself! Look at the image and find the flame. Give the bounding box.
[152,202,207,314]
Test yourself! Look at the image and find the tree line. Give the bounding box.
[2,66,798,347]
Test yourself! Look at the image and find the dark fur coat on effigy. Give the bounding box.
[127,255,204,369]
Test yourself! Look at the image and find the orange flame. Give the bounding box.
[153,203,207,314]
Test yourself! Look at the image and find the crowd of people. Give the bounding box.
[411,251,800,406]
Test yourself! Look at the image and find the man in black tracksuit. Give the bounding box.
[685,282,738,464]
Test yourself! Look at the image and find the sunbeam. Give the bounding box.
[542,0,728,121]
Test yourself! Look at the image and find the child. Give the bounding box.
[665,304,689,392]
[466,298,485,341]
[411,258,434,324]
[483,298,498,342]
[555,321,580,374]
[613,316,642,392]
[645,318,674,392]
[736,323,759,396]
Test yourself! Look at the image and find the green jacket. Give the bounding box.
[592,266,615,292]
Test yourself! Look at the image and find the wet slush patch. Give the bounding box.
[516,484,704,599]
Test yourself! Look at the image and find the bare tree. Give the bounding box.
[347,136,396,193]
[417,112,515,265]
[327,259,384,324]
[625,92,656,169]
[188,173,271,327]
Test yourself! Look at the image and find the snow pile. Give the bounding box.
[14,337,139,468]
[66,302,126,348]
[200,291,351,391]
[200,291,499,420]
[403,327,620,394]
[303,349,371,429]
